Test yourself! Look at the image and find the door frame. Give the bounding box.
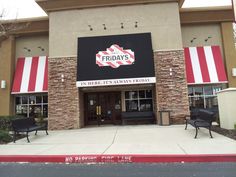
[84,91,121,126]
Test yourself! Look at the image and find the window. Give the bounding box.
[188,84,226,109]
[125,90,153,112]
[15,94,48,118]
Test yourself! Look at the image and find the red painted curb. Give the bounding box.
[0,154,236,163]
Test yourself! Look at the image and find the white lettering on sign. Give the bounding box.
[76,77,156,87]
[96,44,135,68]
[64,155,133,163]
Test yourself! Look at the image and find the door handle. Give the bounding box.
[98,106,102,115]
[96,106,99,115]
[96,106,102,115]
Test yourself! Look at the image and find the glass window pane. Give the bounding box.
[29,105,42,118]
[194,87,203,96]
[204,86,213,95]
[191,96,204,109]
[36,96,42,104]
[125,91,138,99]
[213,86,222,95]
[15,97,21,104]
[146,90,152,98]
[125,91,130,99]
[205,96,218,108]
[125,100,138,112]
[43,96,48,103]
[188,87,193,96]
[16,105,28,117]
[140,99,153,111]
[43,105,48,117]
[139,90,145,98]
[29,96,36,104]
[22,96,28,104]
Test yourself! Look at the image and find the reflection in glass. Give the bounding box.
[194,87,203,96]
[22,96,28,104]
[29,96,36,104]
[139,90,145,98]
[146,90,152,98]
[126,100,138,111]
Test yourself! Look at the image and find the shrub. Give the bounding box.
[0,116,23,131]
[0,130,12,143]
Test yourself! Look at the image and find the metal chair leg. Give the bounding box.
[185,121,188,130]
[194,127,198,139]
[209,127,213,138]
[13,131,16,143]
[26,132,30,143]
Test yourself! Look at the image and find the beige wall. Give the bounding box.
[15,35,49,60]
[49,2,182,57]
[181,24,223,51]
[221,22,236,87]
[217,88,236,129]
[0,37,15,116]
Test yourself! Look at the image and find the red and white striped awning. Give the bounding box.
[12,56,48,94]
[184,46,228,85]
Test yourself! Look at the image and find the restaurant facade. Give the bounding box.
[0,0,236,130]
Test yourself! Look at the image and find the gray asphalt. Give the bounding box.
[0,162,235,177]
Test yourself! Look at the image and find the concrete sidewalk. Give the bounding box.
[1,125,236,156]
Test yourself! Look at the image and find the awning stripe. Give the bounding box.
[204,46,218,83]
[197,47,210,83]
[184,46,228,84]
[211,46,227,82]
[184,48,195,83]
[35,56,46,92]
[28,56,39,92]
[189,47,203,83]
[12,58,25,93]
[43,58,48,91]
[11,56,48,94]
[20,57,32,93]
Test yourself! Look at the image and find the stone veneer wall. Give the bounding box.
[48,57,80,130]
[154,50,189,124]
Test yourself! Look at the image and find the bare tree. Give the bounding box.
[233,23,236,48]
[0,8,29,44]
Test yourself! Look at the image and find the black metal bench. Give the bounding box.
[121,111,155,125]
[185,109,216,138]
[12,117,48,143]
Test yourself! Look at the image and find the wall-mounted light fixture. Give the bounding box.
[103,24,107,30]
[121,23,124,29]
[1,80,6,89]
[88,25,93,31]
[23,47,31,52]
[205,36,212,42]
[135,21,138,28]
[169,68,173,76]
[190,37,197,43]
[61,74,64,82]
[38,46,45,51]
[232,68,236,77]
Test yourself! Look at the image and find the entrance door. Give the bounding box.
[85,92,121,125]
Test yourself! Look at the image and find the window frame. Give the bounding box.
[124,90,153,112]
[15,94,48,118]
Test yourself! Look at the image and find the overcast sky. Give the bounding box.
[0,0,233,20]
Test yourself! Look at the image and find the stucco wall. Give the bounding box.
[0,37,15,116]
[15,35,49,60]
[181,24,223,52]
[49,2,182,57]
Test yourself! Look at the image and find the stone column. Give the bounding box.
[154,50,189,124]
[48,57,80,130]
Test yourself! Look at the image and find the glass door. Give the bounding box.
[85,92,121,125]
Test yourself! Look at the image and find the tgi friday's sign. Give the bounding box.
[77,33,156,88]
[96,44,135,68]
